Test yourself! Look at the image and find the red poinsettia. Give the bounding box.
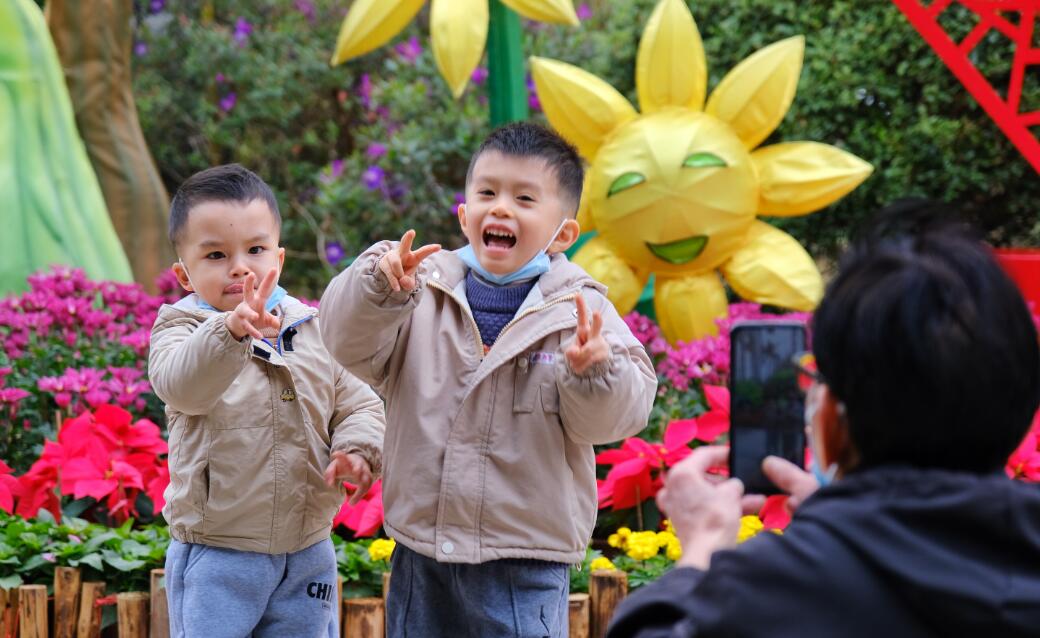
[759,495,792,530]
[1007,411,1040,482]
[0,460,22,514]
[333,479,384,537]
[12,404,168,522]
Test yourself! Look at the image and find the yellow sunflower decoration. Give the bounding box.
[331,0,578,98]
[531,0,873,343]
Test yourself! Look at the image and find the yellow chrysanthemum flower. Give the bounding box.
[737,516,764,544]
[625,531,661,560]
[531,0,873,342]
[590,556,617,571]
[607,533,623,549]
[332,0,578,97]
[665,538,682,561]
[655,530,677,548]
[617,527,632,539]
[664,519,676,535]
[368,538,397,562]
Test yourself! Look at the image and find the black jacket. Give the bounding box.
[608,467,1040,637]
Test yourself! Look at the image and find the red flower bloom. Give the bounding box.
[333,479,384,537]
[1007,412,1040,482]
[0,460,23,514]
[759,495,792,530]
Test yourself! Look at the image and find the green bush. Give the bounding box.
[133,0,1040,296]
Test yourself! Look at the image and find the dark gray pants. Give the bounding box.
[386,543,569,638]
[165,538,338,638]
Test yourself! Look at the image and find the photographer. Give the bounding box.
[608,201,1040,637]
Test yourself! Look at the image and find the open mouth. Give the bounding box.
[483,227,517,251]
[646,235,709,265]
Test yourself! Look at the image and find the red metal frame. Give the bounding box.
[892,0,1040,173]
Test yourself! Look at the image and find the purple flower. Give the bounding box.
[150,0,165,13]
[325,242,346,265]
[452,192,465,215]
[389,183,409,200]
[320,159,345,184]
[358,74,373,109]
[394,36,423,63]
[42,553,56,563]
[471,66,488,86]
[215,73,227,84]
[365,143,387,159]
[233,18,253,46]
[134,41,148,57]
[362,165,385,190]
[219,92,237,113]
[294,0,316,21]
[526,74,541,111]
[576,3,592,21]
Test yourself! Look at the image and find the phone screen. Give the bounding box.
[728,321,807,495]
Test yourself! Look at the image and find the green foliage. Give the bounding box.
[134,0,1040,298]
[0,511,168,592]
[331,535,391,598]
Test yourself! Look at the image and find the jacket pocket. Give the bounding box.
[190,462,210,530]
[513,351,559,415]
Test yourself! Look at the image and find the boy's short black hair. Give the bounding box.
[812,198,1040,473]
[168,164,280,247]
[466,122,584,214]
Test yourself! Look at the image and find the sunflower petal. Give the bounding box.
[752,142,873,216]
[721,220,822,311]
[655,271,728,342]
[331,0,426,65]
[431,0,488,98]
[501,0,579,25]
[530,56,637,158]
[636,0,707,113]
[571,236,645,313]
[705,36,804,150]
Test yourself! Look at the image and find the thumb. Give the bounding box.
[762,456,819,501]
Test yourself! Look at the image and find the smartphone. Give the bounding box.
[728,320,807,495]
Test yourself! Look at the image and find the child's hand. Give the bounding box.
[225,269,281,341]
[324,450,374,506]
[378,229,441,292]
[565,295,610,375]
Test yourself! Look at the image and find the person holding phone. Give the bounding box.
[608,199,1040,638]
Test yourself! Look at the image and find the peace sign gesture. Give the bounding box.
[565,294,610,375]
[224,268,281,341]
[378,229,441,292]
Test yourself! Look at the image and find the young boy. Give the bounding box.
[320,123,657,636]
[149,164,386,638]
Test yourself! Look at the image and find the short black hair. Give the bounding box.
[466,122,584,213]
[812,198,1040,473]
[168,164,280,246]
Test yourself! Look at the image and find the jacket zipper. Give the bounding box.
[495,292,578,344]
[428,280,486,360]
[276,314,314,354]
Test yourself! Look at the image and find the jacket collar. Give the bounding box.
[159,292,318,329]
[426,249,606,301]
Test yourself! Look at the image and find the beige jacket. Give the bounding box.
[320,244,657,564]
[150,294,385,554]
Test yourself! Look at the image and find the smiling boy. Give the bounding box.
[320,123,657,637]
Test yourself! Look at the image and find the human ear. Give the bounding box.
[548,218,581,254]
[817,385,858,475]
[172,260,193,292]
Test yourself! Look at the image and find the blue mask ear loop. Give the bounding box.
[806,385,842,487]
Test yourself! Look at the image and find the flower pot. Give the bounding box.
[995,248,1040,311]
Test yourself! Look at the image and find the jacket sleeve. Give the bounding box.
[329,365,387,478]
[319,240,425,389]
[148,312,252,416]
[555,290,657,445]
[606,567,709,638]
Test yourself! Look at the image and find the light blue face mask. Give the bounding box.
[457,219,566,286]
[180,260,286,312]
[805,387,839,487]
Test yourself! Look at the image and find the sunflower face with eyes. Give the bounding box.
[531,0,873,343]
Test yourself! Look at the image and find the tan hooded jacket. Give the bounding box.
[150,294,385,554]
[320,244,656,564]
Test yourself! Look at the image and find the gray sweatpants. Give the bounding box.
[165,538,338,638]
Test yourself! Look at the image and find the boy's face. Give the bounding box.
[171,199,285,312]
[459,151,580,276]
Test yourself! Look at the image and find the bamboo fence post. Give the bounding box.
[343,598,383,638]
[568,593,590,638]
[589,571,627,638]
[75,583,104,638]
[0,587,19,638]
[150,570,169,638]
[116,593,148,638]
[53,567,80,638]
[17,584,47,638]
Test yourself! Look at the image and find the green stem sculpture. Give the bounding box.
[487,0,529,127]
